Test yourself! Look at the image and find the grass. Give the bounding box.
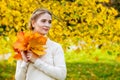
[66,62,120,80]
[65,49,120,80]
[0,60,15,80]
[65,49,118,63]
[1,61,120,80]
[0,49,120,80]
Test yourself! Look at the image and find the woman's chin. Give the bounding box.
[34,31,48,35]
[41,32,48,35]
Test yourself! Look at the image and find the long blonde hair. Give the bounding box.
[28,8,52,30]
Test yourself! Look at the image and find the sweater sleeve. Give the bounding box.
[33,45,67,80]
[15,60,29,80]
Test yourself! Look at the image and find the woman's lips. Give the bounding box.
[43,27,49,31]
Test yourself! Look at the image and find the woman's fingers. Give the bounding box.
[21,51,28,62]
[26,51,38,63]
[27,53,31,60]
[27,51,33,61]
[20,50,36,63]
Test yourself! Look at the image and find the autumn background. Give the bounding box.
[0,0,120,80]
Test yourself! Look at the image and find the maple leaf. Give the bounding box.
[13,48,22,60]
[13,31,47,60]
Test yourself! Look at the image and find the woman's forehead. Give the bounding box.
[37,13,52,20]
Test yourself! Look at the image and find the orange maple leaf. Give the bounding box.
[13,31,47,60]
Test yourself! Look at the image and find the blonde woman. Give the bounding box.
[15,8,67,80]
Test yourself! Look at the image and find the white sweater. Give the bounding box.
[15,39,67,80]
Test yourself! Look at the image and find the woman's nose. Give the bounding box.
[45,22,51,27]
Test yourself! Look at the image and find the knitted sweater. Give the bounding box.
[15,39,67,80]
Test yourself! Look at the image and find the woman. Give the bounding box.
[15,8,67,80]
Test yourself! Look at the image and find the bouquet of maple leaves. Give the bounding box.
[13,31,47,60]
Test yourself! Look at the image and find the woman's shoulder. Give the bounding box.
[47,39,64,55]
[47,38,61,48]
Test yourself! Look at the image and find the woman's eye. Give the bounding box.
[41,19,46,23]
[49,20,52,24]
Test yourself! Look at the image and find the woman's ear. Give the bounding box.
[32,20,35,28]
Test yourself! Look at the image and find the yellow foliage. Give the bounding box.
[0,0,120,60]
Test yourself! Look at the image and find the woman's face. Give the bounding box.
[32,13,52,35]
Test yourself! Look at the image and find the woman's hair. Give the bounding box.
[28,8,52,30]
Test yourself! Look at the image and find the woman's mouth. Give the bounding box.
[43,27,49,31]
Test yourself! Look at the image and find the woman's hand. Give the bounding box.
[21,51,28,62]
[27,50,39,63]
